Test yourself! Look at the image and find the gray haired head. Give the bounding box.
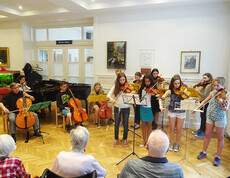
[0,134,16,157]
[70,126,89,152]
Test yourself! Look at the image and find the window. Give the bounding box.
[84,26,93,40]
[48,27,81,41]
[35,29,47,41]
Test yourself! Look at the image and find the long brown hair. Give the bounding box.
[93,82,103,94]
[169,75,182,90]
[203,73,213,83]
[114,72,127,97]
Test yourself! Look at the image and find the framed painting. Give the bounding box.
[107,41,126,69]
[0,47,10,67]
[180,51,201,74]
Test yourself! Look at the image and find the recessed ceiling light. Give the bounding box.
[18,5,23,9]
[91,0,95,2]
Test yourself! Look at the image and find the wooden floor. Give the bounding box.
[1,106,230,178]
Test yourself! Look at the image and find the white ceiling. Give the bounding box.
[0,0,229,26]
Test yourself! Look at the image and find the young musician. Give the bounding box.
[139,74,155,147]
[131,72,142,130]
[107,72,130,147]
[56,81,72,133]
[0,83,42,142]
[159,75,186,152]
[192,73,213,138]
[16,75,31,92]
[151,68,163,130]
[87,82,104,128]
[194,77,230,166]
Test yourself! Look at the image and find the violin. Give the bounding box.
[174,85,190,99]
[215,89,228,107]
[68,88,88,123]
[120,82,134,93]
[154,76,169,85]
[98,100,112,119]
[15,85,36,129]
[145,85,160,97]
[193,80,210,88]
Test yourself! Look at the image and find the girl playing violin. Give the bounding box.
[131,72,142,130]
[87,82,104,129]
[194,77,230,166]
[151,68,164,130]
[159,75,186,152]
[139,74,156,147]
[192,73,213,138]
[107,72,130,147]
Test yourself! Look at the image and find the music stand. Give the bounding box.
[26,101,52,144]
[116,93,147,165]
[174,99,202,175]
[87,95,110,130]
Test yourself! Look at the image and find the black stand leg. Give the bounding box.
[24,116,29,143]
[117,95,140,165]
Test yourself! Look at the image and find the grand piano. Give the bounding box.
[30,79,91,112]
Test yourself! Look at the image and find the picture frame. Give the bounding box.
[180,51,201,74]
[0,47,10,67]
[107,41,126,69]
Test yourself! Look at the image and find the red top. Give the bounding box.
[0,157,30,178]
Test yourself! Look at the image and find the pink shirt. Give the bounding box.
[51,151,106,178]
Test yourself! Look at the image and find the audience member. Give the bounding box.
[0,134,30,177]
[120,130,184,178]
[51,126,107,178]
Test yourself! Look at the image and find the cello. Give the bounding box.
[68,88,88,123]
[15,85,36,129]
[98,100,112,119]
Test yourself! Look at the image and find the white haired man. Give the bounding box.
[0,134,30,177]
[51,126,107,178]
[120,129,184,178]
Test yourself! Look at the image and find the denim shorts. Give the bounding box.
[206,117,227,127]
[62,109,70,116]
[168,111,186,119]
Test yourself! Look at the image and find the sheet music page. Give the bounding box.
[175,99,200,111]
[122,93,147,106]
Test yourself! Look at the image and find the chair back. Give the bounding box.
[40,169,97,178]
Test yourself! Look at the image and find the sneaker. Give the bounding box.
[197,151,207,160]
[140,142,146,148]
[113,140,118,147]
[174,144,179,152]
[169,143,174,151]
[135,125,140,130]
[195,131,205,138]
[130,124,135,128]
[123,140,128,147]
[109,118,115,124]
[95,123,100,129]
[213,156,220,166]
[33,130,43,137]
[192,129,200,135]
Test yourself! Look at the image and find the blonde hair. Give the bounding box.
[213,77,225,86]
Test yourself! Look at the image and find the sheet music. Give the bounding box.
[174,100,202,112]
[122,93,147,106]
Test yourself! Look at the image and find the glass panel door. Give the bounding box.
[53,49,63,80]
[68,49,79,83]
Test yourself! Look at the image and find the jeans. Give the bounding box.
[114,107,130,140]
[200,103,209,132]
[8,112,40,134]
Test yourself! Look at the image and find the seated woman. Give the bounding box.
[87,82,105,128]
[51,126,107,178]
[0,134,30,177]
[16,75,31,92]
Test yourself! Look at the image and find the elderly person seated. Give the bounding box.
[51,126,107,177]
[0,134,30,177]
[120,129,184,178]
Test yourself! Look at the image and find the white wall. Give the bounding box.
[0,22,25,71]
[94,4,230,80]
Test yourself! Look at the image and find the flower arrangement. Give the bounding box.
[113,48,120,59]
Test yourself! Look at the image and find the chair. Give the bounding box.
[54,101,65,132]
[40,169,97,178]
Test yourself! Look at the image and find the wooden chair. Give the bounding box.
[0,108,9,133]
[54,101,66,132]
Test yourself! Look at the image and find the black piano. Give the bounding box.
[31,79,91,112]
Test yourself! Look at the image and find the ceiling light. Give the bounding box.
[18,5,23,9]
[91,0,95,2]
